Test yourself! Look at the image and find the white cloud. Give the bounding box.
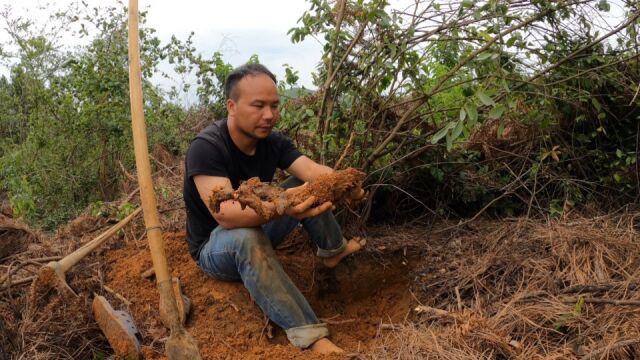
[0,0,323,88]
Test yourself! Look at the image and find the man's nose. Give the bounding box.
[263,107,275,120]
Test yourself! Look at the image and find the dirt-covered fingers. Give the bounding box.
[286,197,334,219]
[296,201,333,219]
[293,195,316,212]
[284,195,313,219]
[309,201,334,216]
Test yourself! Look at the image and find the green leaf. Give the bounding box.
[305,108,314,117]
[476,91,495,106]
[477,52,493,61]
[576,134,589,143]
[462,0,474,8]
[459,108,467,122]
[446,132,453,151]
[465,103,478,126]
[497,122,505,138]
[597,0,610,11]
[451,120,464,140]
[488,104,506,119]
[431,123,452,144]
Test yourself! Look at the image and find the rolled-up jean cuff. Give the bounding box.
[285,323,330,348]
[316,238,347,258]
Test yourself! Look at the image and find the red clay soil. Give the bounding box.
[105,231,414,359]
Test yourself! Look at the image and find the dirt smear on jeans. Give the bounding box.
[105,228,415,359]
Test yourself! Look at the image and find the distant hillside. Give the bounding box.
[282,86,315,99]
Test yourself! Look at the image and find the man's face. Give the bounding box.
[227,73,280,140]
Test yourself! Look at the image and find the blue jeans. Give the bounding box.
[198,177,347,348]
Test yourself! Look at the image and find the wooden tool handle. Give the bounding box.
[59,207,142,272]
[128,0,179,328]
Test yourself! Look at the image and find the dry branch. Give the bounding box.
[582,339,640,360]
[562,297,640,306]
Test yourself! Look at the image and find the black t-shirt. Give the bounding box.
[183,119,302,260]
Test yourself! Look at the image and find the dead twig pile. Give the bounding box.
[0,225,108,359]
[0,215,41,260]
[0,163,186,359]
[372,213,640,359]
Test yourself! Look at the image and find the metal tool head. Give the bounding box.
[43,261,78,296]
[93,295,141,359]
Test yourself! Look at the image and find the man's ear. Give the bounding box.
[227,98,236,116]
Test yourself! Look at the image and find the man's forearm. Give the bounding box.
[286,156,334,183]
[213,200,276,229]
[302,162,333,182]
[314,164,334,178]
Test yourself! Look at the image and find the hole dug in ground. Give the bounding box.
[277,249,415,350]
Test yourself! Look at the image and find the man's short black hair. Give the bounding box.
[224,63,277,101]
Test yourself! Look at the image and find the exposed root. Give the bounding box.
[209,167,366,219]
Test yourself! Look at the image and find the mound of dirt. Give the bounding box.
[104,229,416,359]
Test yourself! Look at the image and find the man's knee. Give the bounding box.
[226,227,271,256]
[223,228,279,276]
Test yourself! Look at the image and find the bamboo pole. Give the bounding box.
[127,1,201,358]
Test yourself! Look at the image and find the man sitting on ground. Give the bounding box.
[183,63,365,354]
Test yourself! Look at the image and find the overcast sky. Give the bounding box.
[0,0,324,102]
[0,0,630,103]
[140,0,323,88]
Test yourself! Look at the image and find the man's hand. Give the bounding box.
[284,183,334,220]
[285,196,334,220]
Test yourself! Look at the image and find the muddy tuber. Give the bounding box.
[208,168,366,220]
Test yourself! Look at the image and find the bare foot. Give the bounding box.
[322,237,367,268]
[310,337,344,354]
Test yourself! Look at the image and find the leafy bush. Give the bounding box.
[0,3,194,228]
[282,0,640,221]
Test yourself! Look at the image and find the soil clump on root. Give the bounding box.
[209,167,365,219]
